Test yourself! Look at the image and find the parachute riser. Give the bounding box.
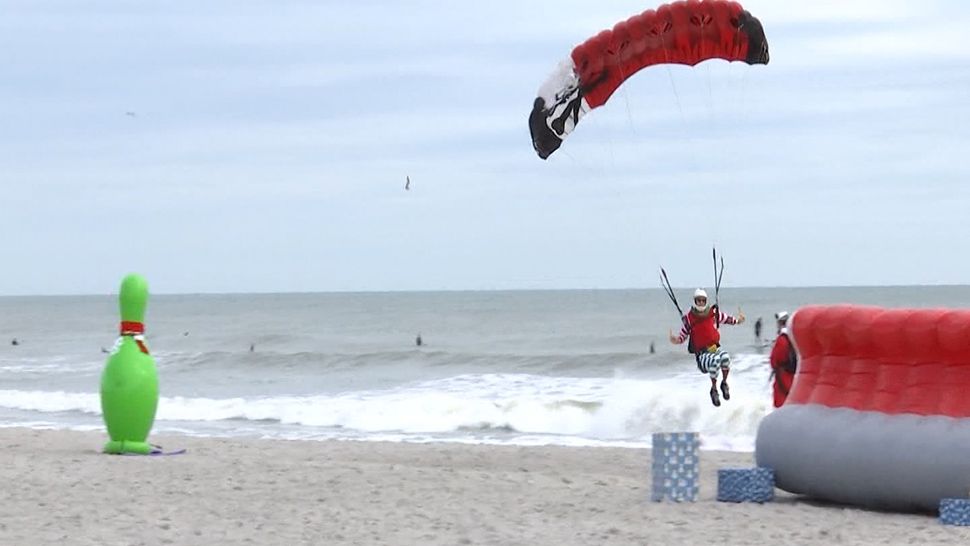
[712,247,725,327]
[660,267,689,330]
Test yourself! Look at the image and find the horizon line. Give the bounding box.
[1,283,967,298]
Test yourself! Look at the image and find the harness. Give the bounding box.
[685,305,721,355]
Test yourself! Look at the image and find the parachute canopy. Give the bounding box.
[529,0,769,159]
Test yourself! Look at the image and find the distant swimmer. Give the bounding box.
[183,331,189,336]
[249,343,255,352]
[415,333,422,347]
[649,341,656,354]
[405,175,411,191]
[125,111,136,117]
[10,338,18,346]
[100,347,109,354]
[754,316,763,342]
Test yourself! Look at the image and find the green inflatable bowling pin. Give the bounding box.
[100,274,159,454]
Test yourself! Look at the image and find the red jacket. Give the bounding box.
[770,332,796,407]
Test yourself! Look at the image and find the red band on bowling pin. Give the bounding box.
[120,321,145,336]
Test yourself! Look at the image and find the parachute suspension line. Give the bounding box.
[660,35,701,174]
[706,63,715,124]
[658,32,684,123]
[730,25,746,183]
[614,52,638,136]
[660,38,688,129]
[620,84,635,128]
[613,54,635,171]
[739,66,749,114]
[701,21,714,124]
[558,148,601,184]
[731,25,743,117]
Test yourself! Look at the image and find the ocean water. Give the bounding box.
[0,286,966,451]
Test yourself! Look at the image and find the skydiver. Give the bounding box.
[668,289,745,407]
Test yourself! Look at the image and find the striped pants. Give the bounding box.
[695,348,731,379]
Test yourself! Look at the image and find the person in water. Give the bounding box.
[769,311,797,408]
[415,333,423,347]
[754,316,763,342]
[668,288,745,407]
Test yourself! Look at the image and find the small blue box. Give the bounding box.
[717,467,774,503]
[939,498,970,526]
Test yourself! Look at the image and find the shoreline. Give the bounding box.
[0,427,966,545]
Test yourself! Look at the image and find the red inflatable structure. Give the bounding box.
[756,305,970,511]
[787,306,970,416]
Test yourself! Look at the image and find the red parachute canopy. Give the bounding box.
[529,0,769,159]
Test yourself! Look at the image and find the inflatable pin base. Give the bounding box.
[103,440,152,455]
[100,337,159,453]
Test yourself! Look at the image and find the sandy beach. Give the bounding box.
[0,429,967,545]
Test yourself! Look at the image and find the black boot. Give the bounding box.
[709,386,721,407]
[720,380,730,401]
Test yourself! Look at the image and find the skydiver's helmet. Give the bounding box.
[692,288,709,313]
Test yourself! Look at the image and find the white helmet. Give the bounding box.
[775,311,789,323]
[692,288,709,312]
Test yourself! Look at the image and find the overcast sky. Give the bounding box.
[1,1,968,295]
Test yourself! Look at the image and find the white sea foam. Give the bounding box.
[0,353,773,451]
